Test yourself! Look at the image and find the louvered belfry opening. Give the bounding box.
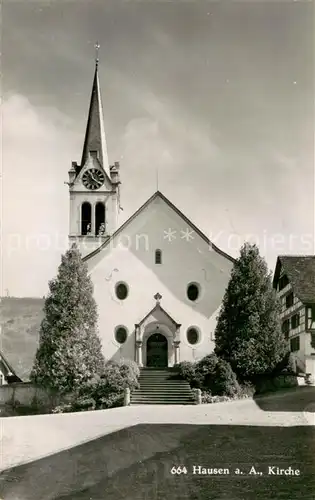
[81,202,92,235]
[95,202,106,235]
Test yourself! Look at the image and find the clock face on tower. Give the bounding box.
[82,168,105,190]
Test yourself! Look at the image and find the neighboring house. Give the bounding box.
[273,256,315,376]
[0,350,22,385]
[66,58,235,368]
[0,297,44,383]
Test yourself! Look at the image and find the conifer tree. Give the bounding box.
[214,243,287,379]
[31,244,105,393]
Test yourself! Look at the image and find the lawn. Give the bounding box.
[1,423,314,500]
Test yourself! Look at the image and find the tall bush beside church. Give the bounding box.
[214,243,287,380]
[31,244,105,394]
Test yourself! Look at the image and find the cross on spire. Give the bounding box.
[94,41,100,67]
[154,292,162,304]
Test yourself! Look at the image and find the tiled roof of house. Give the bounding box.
[0,350,22,381]
[273,255,315,304]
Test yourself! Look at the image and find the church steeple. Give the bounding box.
[68,44,122,257]
[80,45,110,178]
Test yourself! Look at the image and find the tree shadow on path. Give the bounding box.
[253,386,315,413]
[1,423,314,500]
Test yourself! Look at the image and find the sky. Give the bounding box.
[1,0,314,297]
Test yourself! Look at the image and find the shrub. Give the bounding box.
[237,381,256,398]
[196,354,218,378]
[101,361,139,389]
[201,393,232,404]
[174,361,198,385]
[51,359,140,413]
[118,363,140,391]
[200,378,255,404]
[72,360,139,411]
[52,403,74,414]
[52,381,124,413]
[201,392,213,404]
[194,355,239,397]
[211,359,240,397]
[72,396,96,411]
[99,392,124,409]
[118,359,140,379]
[78,375,114,404]
[195,354,218,388]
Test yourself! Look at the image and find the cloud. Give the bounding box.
[1,88,313,297]
[113,80,314,271]
[2,94,81,296]
[120,92,219,171]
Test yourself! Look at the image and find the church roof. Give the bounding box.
[79,62,110,178]
[273,255,315,304]
[83,190,235,263]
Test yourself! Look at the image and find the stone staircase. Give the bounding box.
[130,368,196,405]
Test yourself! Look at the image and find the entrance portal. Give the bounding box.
[146,333,168,368]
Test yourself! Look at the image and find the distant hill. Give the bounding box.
[0,298,44,381]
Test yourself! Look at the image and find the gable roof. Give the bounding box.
[83,190,235,263]
[136,302,181,329]
[0,350,22,381]
[273,255,315,304]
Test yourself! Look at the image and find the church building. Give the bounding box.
[67,58,235,368]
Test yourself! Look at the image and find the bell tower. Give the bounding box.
[67,44,121,258]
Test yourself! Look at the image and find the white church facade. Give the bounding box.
[67,59,234,368]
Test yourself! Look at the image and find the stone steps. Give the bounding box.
[130,368,196,405]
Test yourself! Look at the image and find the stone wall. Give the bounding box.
[0,382,67,412]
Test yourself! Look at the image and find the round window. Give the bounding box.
[187,327,199,345]
[115,282,128,300]
[187,283,200,301]
[115,326,128,344]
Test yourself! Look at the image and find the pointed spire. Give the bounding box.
[80,44,110,178]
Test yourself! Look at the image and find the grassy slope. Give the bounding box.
[0,298,44,380]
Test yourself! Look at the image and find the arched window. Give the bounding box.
[95,202,106,235]
[155,249,162,264]
[81,202,92,235]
